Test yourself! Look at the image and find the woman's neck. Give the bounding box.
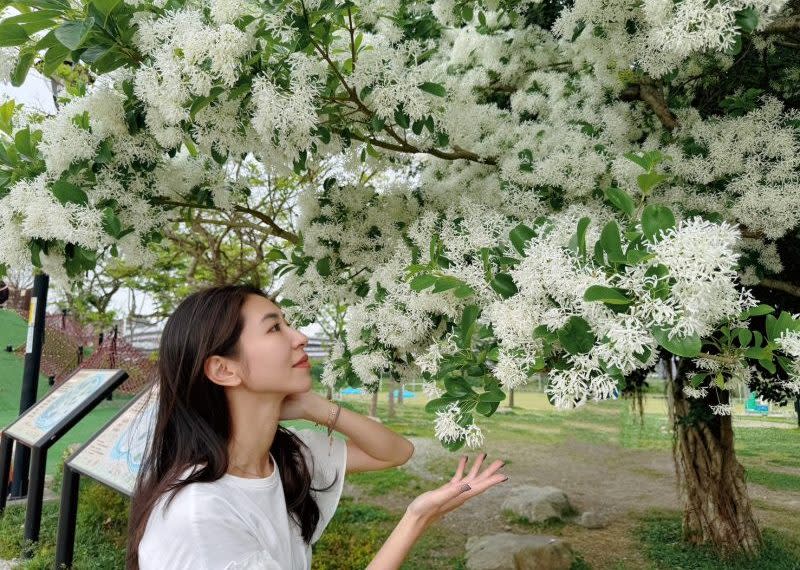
[225,388,284,478]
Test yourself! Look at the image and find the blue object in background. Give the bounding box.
[391,389,415,399]
[340,387,363,395]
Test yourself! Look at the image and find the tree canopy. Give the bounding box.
[1,0,800,451]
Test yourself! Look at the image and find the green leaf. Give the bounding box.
[475,400,500,416]
[624,150,663,171]
[740,304,774,319]
[54,19,94,51]
[0,22,30,47]
[315,256,331,277]
[419,82,446,97]
[478,389,505,403]
[758,358,776,374]
[636,171,667,194]
[460,304,480,343]
[583,285,632,305]
[650,327,701,358]
[603,186,635,217]
[576,216,590,258]
[10,47,35,87]
[52,179,88,205]
[409,273,436,291]
[43,43,71,76]
[509,223,535,256]
[599,221,625,263]
[433,275,463,293]
[445,438,466,451]
[393,107,410,129]
[445,377,472,397]
[460,3,473,21]
[454,284,474,298]
[557,316,595,355]
[14,127,35,157]
[735,7,759,34]
[424,396,459,414]
[641,205,675,241]
[737,328,752,347]
[102,207,122,238]
[490,273,517,299]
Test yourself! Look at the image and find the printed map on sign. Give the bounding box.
[69,385,158,496]
[4,369,122,446]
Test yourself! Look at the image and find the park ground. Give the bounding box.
[1,307,799,569]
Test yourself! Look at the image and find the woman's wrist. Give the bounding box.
[306,392,337,425]
[401,509,431,532]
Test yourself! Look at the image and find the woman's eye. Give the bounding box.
[269,323,280,333]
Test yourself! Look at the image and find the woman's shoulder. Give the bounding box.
[151,475,239,526]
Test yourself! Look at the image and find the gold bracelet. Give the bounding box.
[326,403,341,455]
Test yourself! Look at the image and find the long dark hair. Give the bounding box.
[127,285,337,569]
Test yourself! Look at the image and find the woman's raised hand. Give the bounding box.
[405,453,508,527]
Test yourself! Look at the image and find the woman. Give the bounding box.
[128,285,508,569]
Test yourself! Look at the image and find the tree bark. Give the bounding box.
[388,385,396,419]
[666,359,762,555]
[370,389,378,418]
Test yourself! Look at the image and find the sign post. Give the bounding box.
[11,272,49,499]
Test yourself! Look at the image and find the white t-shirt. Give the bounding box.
[138,427,347,570]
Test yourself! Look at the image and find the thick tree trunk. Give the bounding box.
[667,359,762,554]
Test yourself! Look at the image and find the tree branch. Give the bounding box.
[757,278,800,298]
[152,198,298,243]
[620,82,679,131]
[763,15,800,34]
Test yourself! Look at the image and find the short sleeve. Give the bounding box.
[288,427,347,543]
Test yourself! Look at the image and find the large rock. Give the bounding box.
[501,486,572,523]
[466,533,574,570]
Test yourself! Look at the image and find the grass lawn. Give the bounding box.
[0,309,130,476]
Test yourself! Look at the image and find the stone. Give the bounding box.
[465,533,574,570]
[501,485,572,523]
[578,511,606,529]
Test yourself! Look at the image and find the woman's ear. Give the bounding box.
[204,355,242,387]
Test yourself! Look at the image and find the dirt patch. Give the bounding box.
[345,435,800,569]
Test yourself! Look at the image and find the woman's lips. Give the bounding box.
[293,355,310,368]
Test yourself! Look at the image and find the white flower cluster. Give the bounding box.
[0,48,16,84]
[133,9,254,147]
[38,88,128,177]
[775,331,800,394]
[434,402,484,449]
[555,0,789,78]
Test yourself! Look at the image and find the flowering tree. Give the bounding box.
[2,0,800,553]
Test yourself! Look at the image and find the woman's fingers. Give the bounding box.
[450,454,469,483]
[466,452,486,478]
[476,458,505,481]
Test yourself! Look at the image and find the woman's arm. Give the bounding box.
[299,392,415,470]
[367,454,508,570]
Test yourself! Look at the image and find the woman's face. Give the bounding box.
[234,294,312,394]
